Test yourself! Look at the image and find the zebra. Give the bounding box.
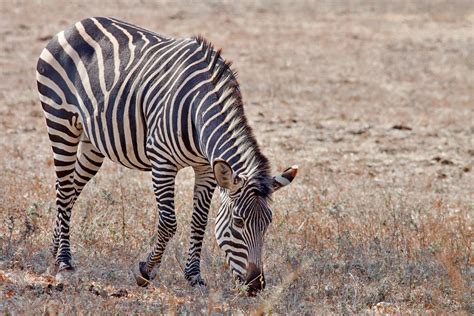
[36,17,297,295]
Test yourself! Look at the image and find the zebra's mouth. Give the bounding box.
[245,263,266,296]
[231,263,266,296]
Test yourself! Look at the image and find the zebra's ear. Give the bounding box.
[213,159,243,191]
[272,165,298,192]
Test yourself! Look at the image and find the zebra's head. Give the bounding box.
[213,159,298,295]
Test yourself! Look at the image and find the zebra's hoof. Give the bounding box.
[186,274,206,287]
[134,261,151,287]
[57,261,75,272]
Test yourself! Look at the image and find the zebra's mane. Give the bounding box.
[193,35,273,198]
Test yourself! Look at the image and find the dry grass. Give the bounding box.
[1,0,473,314]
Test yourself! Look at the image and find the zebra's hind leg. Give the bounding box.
[51,135,104,272]
[45,107,82,270]
[135,162,177,287]
[184,166,216,287]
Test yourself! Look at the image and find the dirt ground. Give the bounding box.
[0,0,473,314]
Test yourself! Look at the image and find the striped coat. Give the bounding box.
[36,17,297,295]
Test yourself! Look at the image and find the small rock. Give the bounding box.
[349,125,370,135]
[392,124,412,131]
[324,285,333,297]
[437,172,447,179]
[89,284,108,298]
[110,289,128,298]
[433,156,454,165]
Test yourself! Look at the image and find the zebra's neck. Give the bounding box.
[192,68,270,184]
[196,90,256,173]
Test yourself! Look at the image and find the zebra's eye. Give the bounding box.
[234,217,244,228]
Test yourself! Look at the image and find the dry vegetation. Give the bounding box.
[1,0,473,314]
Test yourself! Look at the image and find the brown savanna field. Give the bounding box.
[1,0,473,314]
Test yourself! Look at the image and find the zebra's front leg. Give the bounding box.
[184,166,216,286]
[136,164,178,287]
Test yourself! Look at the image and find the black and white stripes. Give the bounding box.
[36,17,297,294]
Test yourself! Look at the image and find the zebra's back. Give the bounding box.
[36,17,202,170]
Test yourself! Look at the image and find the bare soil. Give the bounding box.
[1,0,473,314]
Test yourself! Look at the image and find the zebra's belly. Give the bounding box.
[82,112,152,171]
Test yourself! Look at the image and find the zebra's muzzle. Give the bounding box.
[246,263,265,296]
